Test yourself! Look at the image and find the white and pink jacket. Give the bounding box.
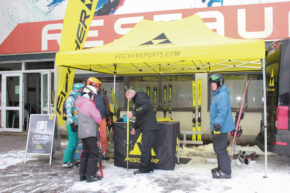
[75,96,102,139]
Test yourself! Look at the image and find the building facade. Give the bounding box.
[0,0,289,143]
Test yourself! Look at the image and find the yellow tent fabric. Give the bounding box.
[55,14,265,75]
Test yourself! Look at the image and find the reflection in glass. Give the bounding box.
[129,76,159,107]
[74,74,125,108]
[6,110,19,128]
[25,61,54,70]
[0,63,21,71]
[209,74,263,109]
[6,76,20,107]
[42,74,48,108]
[162,76,193,108]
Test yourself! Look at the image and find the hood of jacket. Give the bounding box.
[75,96,91,108]
[132,91,149,103]
[213,85,230,96]
[68,90,79,99]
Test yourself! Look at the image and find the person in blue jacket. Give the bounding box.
[209,74,235,179]
[63,83,85,168]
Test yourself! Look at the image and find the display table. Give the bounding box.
[114,121,180,170]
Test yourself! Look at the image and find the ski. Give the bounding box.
[229,79,251,159]
[236,151,246,165]
[153,86,157,116]
[147,85,151,99]
[125,86,132,170]
[237,151,258,165]
[168,83,173,119]
[111,88,120,121]
[244,152,258,165]
[192,80,196,141]
[96,129,104,179]
[163,85,167,118]
[197,79,202,141]
[103,89,114,143]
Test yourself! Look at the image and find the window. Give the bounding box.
[25,61,54,70]
[129,76,159,107]
[0,63,21,71]
[208,73,263,111]
[162,76,194,108]
[128,75,194,110]
[74,74,125,108]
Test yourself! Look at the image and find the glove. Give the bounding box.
[70,123,77,132]
[213,124,221,140]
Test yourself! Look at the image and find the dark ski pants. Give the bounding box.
[79,137,99,176]
[213,132,231,175]
[139,130,156,173]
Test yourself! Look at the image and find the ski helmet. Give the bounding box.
[86,77,102,87]
[82,85,97,100]
[209,74,224,89]
[73,83,85,93]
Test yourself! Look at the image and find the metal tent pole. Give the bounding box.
[114,72,116,94]
[262,57,268,178]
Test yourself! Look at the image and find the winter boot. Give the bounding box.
[75,160,81,167]
[86,175,101,182]
[102,154,110,161]
[63,162,70,168]
[211,167,219,174]
[133,170,143,175]
[212,170,231,179]
[80,173,86,181]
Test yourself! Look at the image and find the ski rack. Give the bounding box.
[163,85,167,118]
[153,86,157,116]
[168,83,173,120]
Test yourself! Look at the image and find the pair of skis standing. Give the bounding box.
[228,78,258,164]
[192,79,202,141]
[96,88,120,179]
[146,84,173,119]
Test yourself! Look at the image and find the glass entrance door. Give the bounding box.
[1,73,23,132]
[41,70,53,114]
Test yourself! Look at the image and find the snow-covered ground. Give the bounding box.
[1,142,289,193]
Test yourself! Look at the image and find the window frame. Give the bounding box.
[207,72,263,113]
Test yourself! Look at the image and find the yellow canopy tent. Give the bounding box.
[55,15,265,75]
[56,14,269,177]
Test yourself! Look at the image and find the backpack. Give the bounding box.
[61,95,77,121]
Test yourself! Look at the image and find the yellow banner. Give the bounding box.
[56,0,98,126]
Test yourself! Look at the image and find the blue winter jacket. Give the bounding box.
[65,90,79,125]
[210,85,235,133]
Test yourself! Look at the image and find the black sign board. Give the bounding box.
[25,114,61,165]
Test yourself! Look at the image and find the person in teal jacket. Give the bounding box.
[63,83,85,168]
[209,74,235,179]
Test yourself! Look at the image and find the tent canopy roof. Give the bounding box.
[55,15,265,75]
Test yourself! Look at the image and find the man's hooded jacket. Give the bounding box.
[132,91,159,132]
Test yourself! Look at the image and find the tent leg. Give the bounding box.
[262,57,268,178]
[114,72,116,94]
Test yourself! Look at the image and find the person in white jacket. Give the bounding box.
[75,85,102,183]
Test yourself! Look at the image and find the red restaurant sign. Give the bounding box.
[0,2,289,55]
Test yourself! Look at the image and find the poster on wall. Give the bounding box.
[25,114,61,165]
